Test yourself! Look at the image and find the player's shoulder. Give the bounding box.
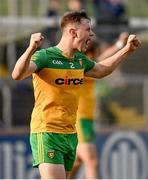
[45,46,62,56]
[75,51,89,60]
[34,46,59,57]
[75,51,86,57]
[46,46,60,52]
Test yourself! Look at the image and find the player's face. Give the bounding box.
[74,19,94,52]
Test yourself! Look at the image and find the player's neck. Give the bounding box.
[56,38,77,59]
[56,44,76,58]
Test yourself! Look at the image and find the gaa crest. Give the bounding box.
[47,150,55,159]
[79,59,83,67]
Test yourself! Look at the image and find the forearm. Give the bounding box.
[86,45,130,79]
[99,45,129,70]
[86,34,140,79]
[97,46,120,62]
[12,47,35,80]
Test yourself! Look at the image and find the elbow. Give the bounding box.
[105,69,114,76]
[96,63,114,79]
[12,74,20,80]
[98,69,113,79]
[12,72,23,80]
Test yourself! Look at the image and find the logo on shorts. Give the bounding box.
[47,150,55,159]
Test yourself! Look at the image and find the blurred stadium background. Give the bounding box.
[0,0,148,178]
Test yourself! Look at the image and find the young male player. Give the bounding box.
[70,32,129,179]
[12,10,140,179]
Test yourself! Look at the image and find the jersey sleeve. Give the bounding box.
[83,56,95,72]
[31,49,47,71]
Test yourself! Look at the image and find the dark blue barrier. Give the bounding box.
[95,129,148,179]
[0,128,148,179]
[0,129,39,179]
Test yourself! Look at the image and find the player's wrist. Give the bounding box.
[115,41,124,50]
[27,45,37,53]
[122,44,132,54]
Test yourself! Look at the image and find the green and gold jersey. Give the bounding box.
[30,46,95,134]
[76,77,96,142]
[77,77,96,120]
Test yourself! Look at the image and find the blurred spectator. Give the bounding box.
[96,67,126,125]
[96,33,128,125]
[42,0,62,47]
[0,45,9,78]
[93,0,128,44]
[0,64,9,77]
[67,0,83,11]
[46,0,61,17]
[93,0,126,24]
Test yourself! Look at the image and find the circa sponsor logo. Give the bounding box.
[55,76,83,85]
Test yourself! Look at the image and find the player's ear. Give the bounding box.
[69,28,77,38]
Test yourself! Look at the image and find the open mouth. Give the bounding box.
[85,39,91,45]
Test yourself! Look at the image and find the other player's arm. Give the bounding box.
[12,33,44,80]
[97,32,128,61]
[85,34,140,79]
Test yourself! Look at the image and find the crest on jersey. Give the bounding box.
[47,150,55,159]
[79,59,83,67]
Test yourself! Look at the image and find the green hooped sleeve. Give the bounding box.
[84,57,95,72]
[31,49,47,71]
[77,52,95,72]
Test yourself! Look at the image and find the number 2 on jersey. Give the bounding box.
[69,62,75,68]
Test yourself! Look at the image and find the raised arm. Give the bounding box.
[12,33,44,80]
[85,34,140,79]
[97,32,128,61]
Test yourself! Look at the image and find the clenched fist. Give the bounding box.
[29,33,44,50]
[126,35,140,52]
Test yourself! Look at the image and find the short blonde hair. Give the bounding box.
[60,10,90,30]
